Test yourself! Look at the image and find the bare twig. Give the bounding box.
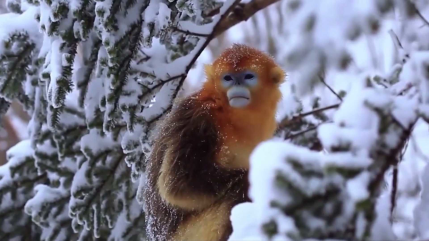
[388,29,410,66]
[277,104,340,131]
[390,138,409,222]
[202,0,280,37]
[390,164,398,224]
[137,49,151,64]
[411,1,429,27]
[214,0,280,36]
[173,27,211,37]
[284,125,319,140]
[319,73,343,101]
[388,29,404,50]
[369,119,417,216]
[138,74,186,111]
[398,82,414,96]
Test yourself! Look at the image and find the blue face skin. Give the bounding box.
[221,70,258,108]
[221,70,258,88]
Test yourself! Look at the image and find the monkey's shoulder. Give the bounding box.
[160,95,224,137]
[174,94,222,113]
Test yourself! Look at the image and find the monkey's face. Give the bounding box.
[220,70,258,108]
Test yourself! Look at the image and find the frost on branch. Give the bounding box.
[231,79,418,240]
[0,140,46,240]
[0,9,40,116]
[228,0,429,239]
[0,0,271,239]
[276,0,407,96]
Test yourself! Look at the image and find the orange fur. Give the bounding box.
[171,200,233,241]
[145,44,285,241]
[199,44,284,169]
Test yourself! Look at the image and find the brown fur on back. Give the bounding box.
[144,94,249,241]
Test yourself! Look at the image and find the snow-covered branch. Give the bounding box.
[232,77,419,240]
[0,0,282,239]
[229,1,429,240]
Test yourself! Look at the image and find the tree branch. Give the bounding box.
[214,0,280,37]
[390,163,398,224]
[410,1,429,27]
[277,104,340,131]
[390,139,409,222]
[284,125,319,140]
[319,73,343,102]
[173,27,211,37]
[388,29,404,50]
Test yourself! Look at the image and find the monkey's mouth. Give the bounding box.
[228,96,251,108]
[227,86,251,108]
[229,96,249,100]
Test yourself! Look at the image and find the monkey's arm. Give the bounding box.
[151,96,244,211]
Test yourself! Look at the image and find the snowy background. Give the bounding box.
[190,3,429,239]
[1,0,429,240]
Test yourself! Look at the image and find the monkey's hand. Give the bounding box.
[153,95,245,211]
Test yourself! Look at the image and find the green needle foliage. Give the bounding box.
[0,0,228,240]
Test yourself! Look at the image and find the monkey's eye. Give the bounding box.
[244,73,255,79]
[223,75,233,81]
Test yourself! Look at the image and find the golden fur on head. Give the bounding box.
[200,44,285,170]
[204,43,285,86]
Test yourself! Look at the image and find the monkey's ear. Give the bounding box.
[270,66,285,84]
[204,64,214,80]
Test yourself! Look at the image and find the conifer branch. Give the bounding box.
[77,40,102,108]
[78,151,125,219]
[2,42,34,94]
